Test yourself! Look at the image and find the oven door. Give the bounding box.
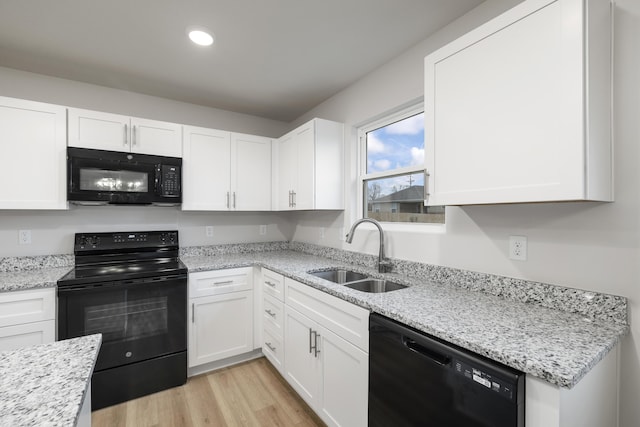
[58,274,187,372]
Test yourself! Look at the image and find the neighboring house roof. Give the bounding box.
[372,186,424,203]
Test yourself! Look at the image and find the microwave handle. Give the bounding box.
[155,165,162,196]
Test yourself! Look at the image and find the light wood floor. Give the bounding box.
[92,357,326,427]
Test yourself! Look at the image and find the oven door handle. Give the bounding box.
[57,273,187,294]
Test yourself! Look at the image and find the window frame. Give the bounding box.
[356,102,445,228]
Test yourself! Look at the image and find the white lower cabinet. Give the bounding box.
[0,287,55,351]
[281,278,369,427]
[284,305,368,427]
[188,268,254,368]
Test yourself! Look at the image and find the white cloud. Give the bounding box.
[367,134,385,154]
[384,113,424,135]
[374,159,391,170]
[410,147,424,165]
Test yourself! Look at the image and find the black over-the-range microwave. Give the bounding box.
[67,147,182,205]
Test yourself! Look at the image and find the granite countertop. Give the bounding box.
[182,249,628,389]
[0,334,102,426]
[0,244,628,390]
[0,266,71,292]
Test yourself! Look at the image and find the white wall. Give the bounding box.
[289,1,640,426]
[0,66,288,137]
[0,207,294,257]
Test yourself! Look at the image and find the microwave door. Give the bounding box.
[68,158,156,204]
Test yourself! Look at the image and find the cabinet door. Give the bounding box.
[283,306,321,408]
[0,97,67,209]
[68,108,130,151]
[131,117,182,157]
[424,0,611,205]
[0,319,55,351]
[182,126,232,210]
[319,325,368,427]
[293,121,315,210]
[276,132,296,210]
[232,133,272,210]
[188,291,254,367]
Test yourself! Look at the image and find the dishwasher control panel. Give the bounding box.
[454,359,516,401]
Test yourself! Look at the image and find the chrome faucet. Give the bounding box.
[345,218,393,273]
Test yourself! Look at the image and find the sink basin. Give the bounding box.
[344,279,407,293]
[308,269,368,284]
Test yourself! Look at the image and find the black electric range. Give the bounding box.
[57,230,188,410]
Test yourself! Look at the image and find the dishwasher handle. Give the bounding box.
[403,336,451,366]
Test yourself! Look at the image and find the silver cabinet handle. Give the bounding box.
[265,309,276,318]
[191,303,194,323]
[265,342,276,352]
[226,191,230,208]
[314,332,320,358]
[292,191,297,208]
[233,191,236,209]
[288,190,293,207]
[124,124,128,147]
[213,280,234,286]
[265,280,276,288]
[132,125,137,146]
[309,329,320,357]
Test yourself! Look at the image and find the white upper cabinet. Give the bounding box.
[182,126,272,211]
[0,96,67,209]
[232,132,272,211]
[182,126,232,211]
[276,118,344,210]
[424,0,612,205]
[68,108,182,157]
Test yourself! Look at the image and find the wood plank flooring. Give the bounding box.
[92,357,326,427]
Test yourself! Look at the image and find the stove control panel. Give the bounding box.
[75,230,179,251]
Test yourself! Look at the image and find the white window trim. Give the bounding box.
[356,102,446,232]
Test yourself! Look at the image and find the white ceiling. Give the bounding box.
[0,0,483,122]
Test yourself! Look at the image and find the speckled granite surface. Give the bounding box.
[0,334,101,427]
[182,247,629,389]
[0,254,73,273]
[0,242,628,389]
[0,266,71,292]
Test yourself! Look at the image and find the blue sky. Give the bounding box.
[366,112,424,196]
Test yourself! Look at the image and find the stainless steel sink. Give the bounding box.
[308,269,407,293]
[308,269,368,284]
[344,279,407,293]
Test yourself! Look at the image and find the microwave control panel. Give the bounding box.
[159,165,181,197]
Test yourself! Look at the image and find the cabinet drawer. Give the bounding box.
[189,267,252,298]
[263,294,284,337]
[0,319,55,351]
[263,323,284,374]
[262,269,284,301]
[285,278,369,351]
[0,288,55,328]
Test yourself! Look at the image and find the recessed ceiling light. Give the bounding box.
[188,29,214,46]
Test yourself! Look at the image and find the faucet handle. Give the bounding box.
[378,260,393,273]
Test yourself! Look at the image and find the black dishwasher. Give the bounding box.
[369,314,524,427]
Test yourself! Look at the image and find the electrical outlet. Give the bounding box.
[18,229,32,245]
[319,227,325,239]
[259,225,267,235]
[205,226,214,238]
[509,235,527,261]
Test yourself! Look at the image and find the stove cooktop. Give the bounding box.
[57,230,187,287]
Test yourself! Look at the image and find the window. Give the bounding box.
[359,104,444,224]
